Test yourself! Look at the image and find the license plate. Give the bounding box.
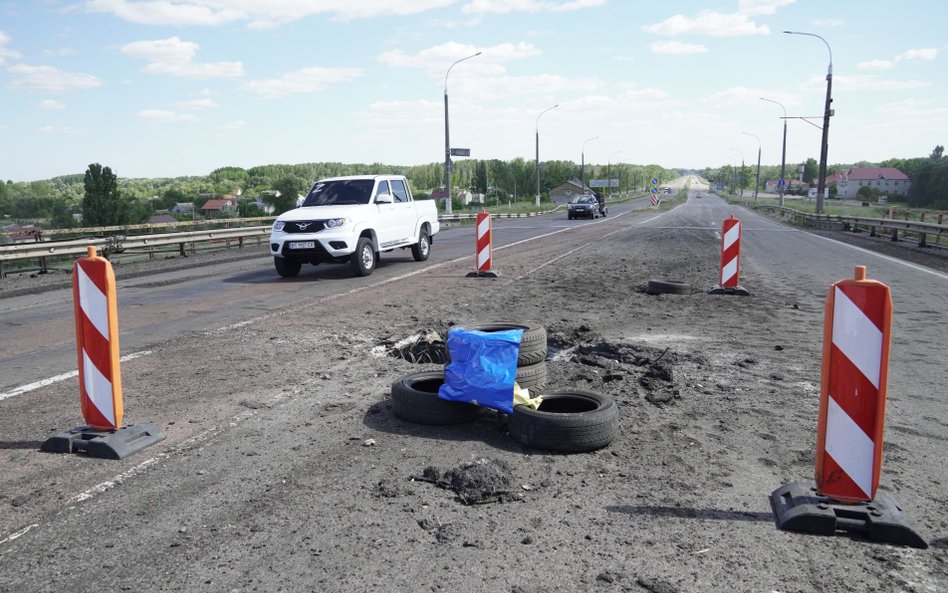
[288,241,315,249]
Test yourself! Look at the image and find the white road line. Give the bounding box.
[810,232,948,281]
[0,350,153,403]
[0,524,39,546]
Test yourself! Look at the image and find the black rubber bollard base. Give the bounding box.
[769,482,927,549]
[466,270,500,278]
[41,422,166,460]
[708,284,751,296]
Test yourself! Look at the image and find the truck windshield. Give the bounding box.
[301,180,374,206]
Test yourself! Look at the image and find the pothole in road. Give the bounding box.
[373,330,448,364]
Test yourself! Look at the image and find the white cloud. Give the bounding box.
[813,18,844,27]
[244,66,363,99]
[175,98,217,109]
[642,11,769,37]
[896,48,937,62]
[0,30,22,65]
[138,109,199,122]
[38,125,83,134]
[8,64,103,92]
[120,37,244,79]
[738,0,794,16]
[817,74,931,93]
[650,41,708,55]
[85,0,245,26]
[378,41,540,77]
[219,120,247,130]
[85,0,458,28]
[707,86,798,108]
[857,60,894,71]
[38,99,66,110]
[461,0,605,14]
[42,48,77,57]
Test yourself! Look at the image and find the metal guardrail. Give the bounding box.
[755,205,947,248]
[0,195,645,275]
[0,226,272,262]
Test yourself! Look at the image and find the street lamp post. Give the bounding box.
[443,51,481,216]
[742,131,761,202]
[581,136,599,195]
[729,148,745,199]
[784,30,832,215]
[535,104,558,207]
[608,150,622,199]
[760,97,787,207]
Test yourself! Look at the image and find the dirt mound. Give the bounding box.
[418,458,520,505]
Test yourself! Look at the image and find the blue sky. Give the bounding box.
[1,0,946,181]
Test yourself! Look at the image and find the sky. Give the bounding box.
[1,0,946,182]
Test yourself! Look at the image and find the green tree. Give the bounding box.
[82,163,128,226]
[802,158,819,185]
[266,175,304,214]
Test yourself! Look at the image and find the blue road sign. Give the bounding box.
[778,178,786,187]
[651,187,658,193]
[650,177,659,185]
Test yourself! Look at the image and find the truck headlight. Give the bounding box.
[272,221,285,231]
[324,218,349,229]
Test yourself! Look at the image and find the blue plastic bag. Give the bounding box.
[438,327,524,414]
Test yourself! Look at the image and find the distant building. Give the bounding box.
[170,202,194,216]
[148,214,179,225]
[200,197,239,216]
[831,167,910,199]
[549,178,591,204]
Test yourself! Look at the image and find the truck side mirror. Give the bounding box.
[375,193,393,204]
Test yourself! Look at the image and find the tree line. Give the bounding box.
[0,159,677,229]
[700,145,947,209]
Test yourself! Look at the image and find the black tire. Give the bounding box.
[390,371,481,425]
[274,257,301,278]
[453,321,547,366]
[645,279,691,295]
[568,213,573,220]
[411,227,430,262]
[507,389,618,453]
[350,236,376,276]
[515,361,547,393]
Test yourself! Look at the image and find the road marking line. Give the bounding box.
[0,350,152,402]
[0,524,39,546]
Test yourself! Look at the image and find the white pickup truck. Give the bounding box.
[269,175,440,277]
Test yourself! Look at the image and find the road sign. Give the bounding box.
[778,178,786,188]
[589,180,609,188]
[651,177,659,185]
[450,148,470,157]
[651,187,658,193]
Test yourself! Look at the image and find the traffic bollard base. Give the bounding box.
[41,422,166,460]
[769,482,927,549]
[466,270,500,278]
[707,284,751,296]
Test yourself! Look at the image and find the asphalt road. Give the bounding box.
[2,176,946,592]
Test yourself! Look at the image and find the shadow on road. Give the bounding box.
[605,504,774,524]
[0,440,45,450]
[362,401,524,453]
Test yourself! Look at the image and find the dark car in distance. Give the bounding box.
[568,195,600,220]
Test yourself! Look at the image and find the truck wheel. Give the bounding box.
[391,371,481,425]
[350,237,376,276]
[412,228,430,262]
[507,389,618,453]
[274,257,301,278]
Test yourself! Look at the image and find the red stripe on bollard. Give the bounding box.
[814,265,891,503]
[72,246,124,431]
[475,210,492,273]
[719,215,741,287]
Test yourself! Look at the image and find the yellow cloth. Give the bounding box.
[513,382,543,409]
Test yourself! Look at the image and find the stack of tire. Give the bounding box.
[390,321,619,453]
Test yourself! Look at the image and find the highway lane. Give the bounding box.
[0,195,655,397]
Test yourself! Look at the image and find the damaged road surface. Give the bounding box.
[1,194,947,593]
